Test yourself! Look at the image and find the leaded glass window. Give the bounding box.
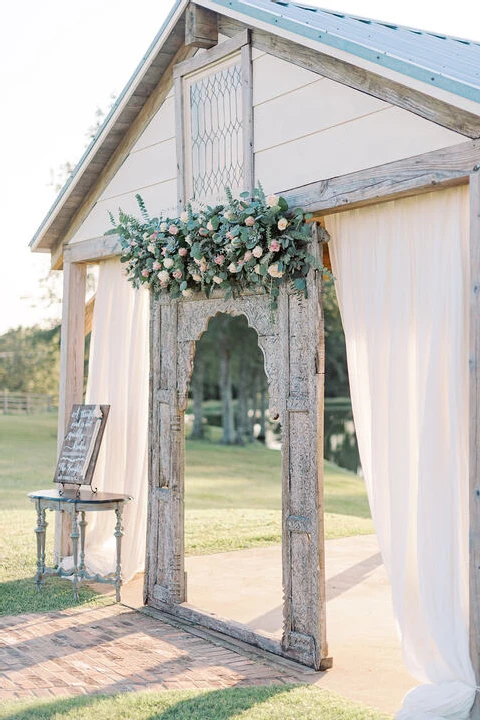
[184,57,243,203]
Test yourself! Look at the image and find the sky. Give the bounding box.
[1,0,479,334]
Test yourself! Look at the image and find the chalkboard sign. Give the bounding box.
[54,404,110,487]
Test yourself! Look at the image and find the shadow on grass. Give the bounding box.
[0,576,106,617]
[0,686,295,720]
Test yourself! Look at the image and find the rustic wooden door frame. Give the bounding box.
[144,228,331,670]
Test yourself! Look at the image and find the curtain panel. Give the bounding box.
[326,186,475,719]
[84,258,150,582]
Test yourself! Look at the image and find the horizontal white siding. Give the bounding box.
[69,87,177,244]
[252,52,465,194]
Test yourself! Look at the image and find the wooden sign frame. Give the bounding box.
[53,404,110,489]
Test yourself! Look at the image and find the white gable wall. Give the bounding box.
[252,51,466,193]
[68,45,466,245]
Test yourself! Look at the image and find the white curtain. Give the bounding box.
[84,257,150,582]
[325,186,476,719]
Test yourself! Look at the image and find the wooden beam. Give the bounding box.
[173,29,249,79]
[185,3,217,48]
[281,139,480,215]
[54,261,87,562]
[470,170,480,720]
[218,16,480,139]
[175,73,186,212]
[64,235,122,264]
[241,40,254,194]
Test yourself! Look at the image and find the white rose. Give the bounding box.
[254,264,261,275]
[191,273,201,282]
[267,262,284,278]
[160,222,168,232]
[213,275,223,285]
[182,287,194,298]
[185,234,192,246]
[163,257,174,269]
[223,209,235,221]
[180,211,189,223]
[228,262,237,273]
[266,194,279,208]
[147,244,155,253]
[157,270,170,285]
[277,217,288,231]
[252,245,263,258]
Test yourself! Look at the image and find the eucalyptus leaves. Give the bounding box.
[107,185,329,309]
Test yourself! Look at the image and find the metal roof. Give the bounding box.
[209,0,480,103]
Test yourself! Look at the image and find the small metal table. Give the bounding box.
[28,488,132,601]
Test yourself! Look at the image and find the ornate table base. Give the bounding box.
[29,489,132,601]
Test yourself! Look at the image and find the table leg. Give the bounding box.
[34,501,47,591]
[114,505,124,602]
[71,510,80,600]
[79,511,87,577]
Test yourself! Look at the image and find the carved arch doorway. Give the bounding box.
[144,271,330,670]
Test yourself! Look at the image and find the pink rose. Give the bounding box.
[269,240,281,252]
[173,270,183,280]
[199,227,209,237]
[169,224,178,235]
[252,245,263,258]
[161,248,167,256]
[244,250,253,262]
[245,216,255,227]
[191,273,201,282]
[178,247,188,257]
[215,255,225,265]
[199,261,208,272]
[150,231,159,239]
[152,261,162,271]
[141,269,150,277]
[277,218,288,231]
[226,231,234,240]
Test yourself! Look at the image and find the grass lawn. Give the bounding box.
[0,413,373,612]
[0,686,390,720]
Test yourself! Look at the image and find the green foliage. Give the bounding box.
[107,187,331,309]
[0,686,390,719]
[323,278,350,398]
[0,324,61,394]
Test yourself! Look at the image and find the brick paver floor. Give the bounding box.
[0,603,302,701]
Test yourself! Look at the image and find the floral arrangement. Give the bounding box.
[106,185,330,309]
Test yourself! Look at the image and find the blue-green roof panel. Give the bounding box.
[210,0,480,103]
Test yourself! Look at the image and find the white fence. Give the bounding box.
[1,391,56,414]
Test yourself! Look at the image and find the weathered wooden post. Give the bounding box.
[470,169,480,719]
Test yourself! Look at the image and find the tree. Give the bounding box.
[0,324,61,394]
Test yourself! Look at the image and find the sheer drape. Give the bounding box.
[84,257,149,581]
[326,186,475,719]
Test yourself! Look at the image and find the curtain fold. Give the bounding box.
[84,258,150,581]
[325,186,475,719]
